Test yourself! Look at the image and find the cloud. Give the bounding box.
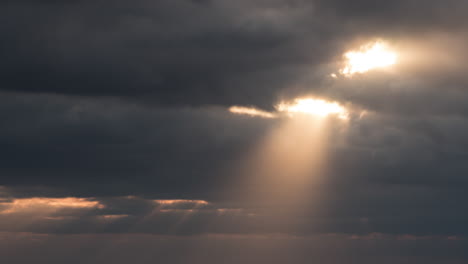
[2,0,468,121]
[229,106,277,118]
[0,191,466,238]
[0,197,104,215]
[1,89,468,238]
[4,0,467,110]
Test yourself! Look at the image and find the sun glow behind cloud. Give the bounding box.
[276,98,348,119]
[229,98,348,120]
[340,41,397,76]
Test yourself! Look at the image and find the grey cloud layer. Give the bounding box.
[3,0,468,109]
[1,91,468,238]
[0,193,467,237]
[0,92,275,197]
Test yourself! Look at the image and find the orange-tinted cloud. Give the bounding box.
[0,197,104,214]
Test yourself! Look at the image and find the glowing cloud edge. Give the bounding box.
[229,98,348,120]
[339,40,397,76]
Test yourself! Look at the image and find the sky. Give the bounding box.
[1,0,468,263]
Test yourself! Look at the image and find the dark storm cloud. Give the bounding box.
[315,0,468,31]
[0,91,276,197]
[1,0,468,109]
[0,0,319,108]
[1,88,468,238]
